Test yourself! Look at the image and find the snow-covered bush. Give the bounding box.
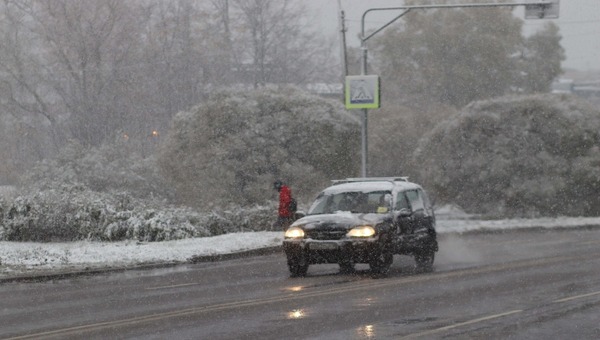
[158,85,361,209]
[2,185,118,241]
[0,184,280,242]
[415,94,600,217]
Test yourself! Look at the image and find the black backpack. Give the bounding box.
[288,198,297,214]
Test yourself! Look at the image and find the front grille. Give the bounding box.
[306,230,346,240]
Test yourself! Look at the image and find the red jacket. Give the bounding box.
[278,185,293,218]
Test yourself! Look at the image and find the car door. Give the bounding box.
[394,190,412,235]
[406,189,437,248]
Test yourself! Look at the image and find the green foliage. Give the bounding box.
[158,86,361,209]
[415,94,600,216]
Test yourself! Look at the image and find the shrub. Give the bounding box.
[0,184,279,242]
[158,85,361,209]
[415,94,600,216]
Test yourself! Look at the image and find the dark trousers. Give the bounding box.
[274,216,293,230]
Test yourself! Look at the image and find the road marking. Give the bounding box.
[579,239,600,246]
[146,282,202,290]
[399,310,523,339]
[553,291,600,303]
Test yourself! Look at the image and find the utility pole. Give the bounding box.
[337,0,349,80]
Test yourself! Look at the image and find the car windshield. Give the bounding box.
[307,190,391,215]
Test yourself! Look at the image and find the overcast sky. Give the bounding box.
[312,0,600,72]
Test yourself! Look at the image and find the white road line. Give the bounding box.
[553,291,600,303]
[399,310,523,339]
[146,283,202,290]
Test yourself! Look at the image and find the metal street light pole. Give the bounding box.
[360,49,368,177]
[359,8,410,178]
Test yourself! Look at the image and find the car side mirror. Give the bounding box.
[397,208,412,217]
[294,211,306,220]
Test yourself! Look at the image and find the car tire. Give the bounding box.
[369,235,393,276]
[414,249,435,273]
[287,251,309,277]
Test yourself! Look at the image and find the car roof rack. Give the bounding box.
[331,177,409,185]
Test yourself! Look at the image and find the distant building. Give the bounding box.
[552,78,600,103]
[573,81,600,101]
[551,79,574,94]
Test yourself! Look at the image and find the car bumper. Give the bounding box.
[283,238,380,264]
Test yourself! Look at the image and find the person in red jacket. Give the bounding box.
[273,180,293,230]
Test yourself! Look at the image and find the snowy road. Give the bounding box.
[2,228,600,339]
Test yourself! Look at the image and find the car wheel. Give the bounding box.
[415,250,435,273]
[369,235,393,276]
[287,251,309,277]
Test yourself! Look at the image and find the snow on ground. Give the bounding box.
[1,207,600,278]
[0,185,16,198]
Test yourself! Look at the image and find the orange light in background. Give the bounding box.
[123,133,129,141]
[151,130,159,137]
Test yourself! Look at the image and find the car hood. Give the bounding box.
[292,212,389,231]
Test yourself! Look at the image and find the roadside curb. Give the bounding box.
[0,261,184,284]
[188,246,283,263]
[0,246,284,284]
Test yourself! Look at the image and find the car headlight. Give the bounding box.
[347,225,376,238]
[285,226,305,238]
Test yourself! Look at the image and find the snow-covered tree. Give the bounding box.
[516,22,565,94]
[371,2,564,108]
[158,86,361,209]
[414,94,600,217]
[373,5,523,107]
[20,139,173,202]
[369,102,459,178]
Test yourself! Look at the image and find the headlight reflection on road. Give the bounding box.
[355,296,376,308]
[357,324,376,338]
[283,285,304,292]
[287,309,307,319]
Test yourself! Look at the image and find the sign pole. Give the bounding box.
[360,47,368,177]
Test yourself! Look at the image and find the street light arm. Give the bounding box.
[360,1,554,45]
[361,8,411,44]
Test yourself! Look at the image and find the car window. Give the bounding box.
[308,190,391,214]
[307,193,330,214]
[420,189,431,209]
[396,192,409,210]
[406,190,424,212]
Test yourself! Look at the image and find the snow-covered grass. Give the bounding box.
[2,207,600,279]
[0,231,283,277]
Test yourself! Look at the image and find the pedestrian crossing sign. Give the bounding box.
[345,75,380,109]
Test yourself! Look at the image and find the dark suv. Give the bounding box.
[283,177,438,277]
